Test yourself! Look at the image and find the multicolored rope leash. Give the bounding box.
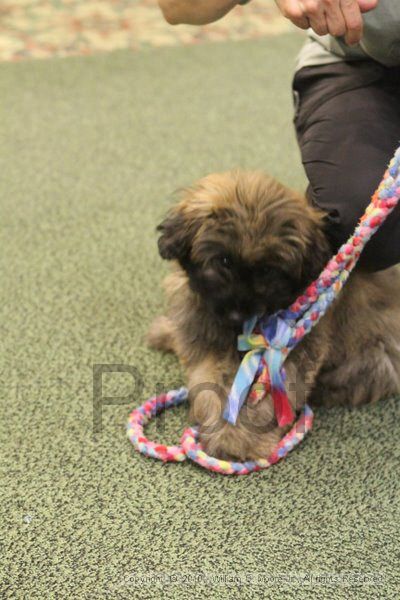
[127,146,400,475]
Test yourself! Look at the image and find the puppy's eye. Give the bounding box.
[256,264,271,276]
[219,256,232,268]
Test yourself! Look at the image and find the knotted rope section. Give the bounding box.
[127,146,400,475]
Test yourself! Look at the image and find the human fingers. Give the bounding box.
[300,0,329,36]
[275,0,310,29]
[324,0,347,37]
[340,0,363,45]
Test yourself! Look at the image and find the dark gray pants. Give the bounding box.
[293,61,400,271]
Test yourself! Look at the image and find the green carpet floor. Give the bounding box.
[1,35,399,599]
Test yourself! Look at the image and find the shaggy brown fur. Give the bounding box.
[148,170,400,461]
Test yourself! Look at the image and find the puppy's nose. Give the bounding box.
[227,310,245,326]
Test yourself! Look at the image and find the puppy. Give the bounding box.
[148,170,400,461]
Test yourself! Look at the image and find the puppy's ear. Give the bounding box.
[157,182,216,262]
[158,203,208,261]
[157,208,201,261]
[300,211,331,286]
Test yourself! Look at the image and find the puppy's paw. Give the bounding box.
[146,315,175,352]
[199,422,284,462]
[245,428,286,461]
[200,423,250,462]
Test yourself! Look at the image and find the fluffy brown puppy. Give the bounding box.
[148,170,400,461]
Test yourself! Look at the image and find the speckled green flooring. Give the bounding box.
[1,36,399,599]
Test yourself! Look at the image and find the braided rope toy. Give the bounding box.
[127,388,314,475]
[127,146,400,475]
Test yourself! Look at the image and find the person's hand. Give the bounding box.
[158,0,239,25]
[275,0,379,46]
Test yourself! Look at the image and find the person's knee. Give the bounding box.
[358,207,400,271]
[308,177,373,249]
[309,178,400,272]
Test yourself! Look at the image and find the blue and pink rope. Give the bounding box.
[127,146,400,475]
[127,387,314,475]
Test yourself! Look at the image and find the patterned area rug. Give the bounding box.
[0,0,293,61]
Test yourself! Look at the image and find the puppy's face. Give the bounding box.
[157,170,329,328]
